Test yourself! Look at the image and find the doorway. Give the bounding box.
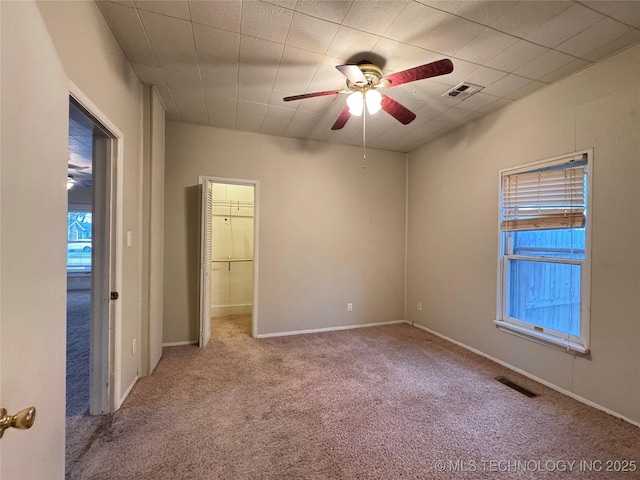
[66,96,115,416]
[200,177,259,347]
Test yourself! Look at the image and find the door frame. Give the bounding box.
[69,82,124,413]
[198,176,259,346]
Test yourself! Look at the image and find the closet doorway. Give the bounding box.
[199,177,259,347]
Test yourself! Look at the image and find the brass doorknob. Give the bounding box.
[0,407,36,439]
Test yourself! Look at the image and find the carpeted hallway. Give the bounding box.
[67,289,91,417]
[66,320,640,479]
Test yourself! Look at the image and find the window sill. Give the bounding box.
[494,320,589,355]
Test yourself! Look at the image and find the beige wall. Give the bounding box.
[407,44,640,424]
[37,1,152,402]
[1,2,68,476]
[164,123,407,341]
[68,185,93,205]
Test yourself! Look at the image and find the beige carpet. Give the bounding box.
[66,319,640,479]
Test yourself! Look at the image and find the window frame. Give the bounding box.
[495,150,593,354]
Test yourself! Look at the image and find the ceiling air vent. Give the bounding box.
[443,82,484,101]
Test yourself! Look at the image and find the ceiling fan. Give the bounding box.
[283,59,454,130]
[68,164,92,188]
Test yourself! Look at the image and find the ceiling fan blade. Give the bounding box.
[382,59,453,88]
[335,64,366,84]
[381,94,416,125]
[331,106,352,130]
[283,90,342,102]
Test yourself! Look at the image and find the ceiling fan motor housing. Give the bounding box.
[347,62,384,91]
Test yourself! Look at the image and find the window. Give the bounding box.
[67,206,92,273]
[496,151,591,354]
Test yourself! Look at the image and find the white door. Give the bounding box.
[1,2,69,477]
[199,179,213,348]
[89,123,114,415]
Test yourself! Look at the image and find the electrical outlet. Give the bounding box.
[132,338,136,355]
[347,303,353,312]
[417,303,422,312]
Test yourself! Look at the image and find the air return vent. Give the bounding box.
[495,376,538,397]
[443,82,484,101]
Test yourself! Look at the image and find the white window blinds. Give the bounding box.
[501,154,587,231]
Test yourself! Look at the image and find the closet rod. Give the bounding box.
[212,258,253,271]
[211,259,253,262]
[211,200,254,206]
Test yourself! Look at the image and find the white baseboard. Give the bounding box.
[116,375,138,411]
[256,319,410,339]
[162,340,198,347]
[411,322,640,428]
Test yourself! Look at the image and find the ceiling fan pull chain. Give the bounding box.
[362,109,366,170]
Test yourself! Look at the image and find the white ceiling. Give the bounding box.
[98,0,640,152]
[69,101,95,187]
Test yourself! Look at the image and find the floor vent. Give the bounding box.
[495,376,538,397]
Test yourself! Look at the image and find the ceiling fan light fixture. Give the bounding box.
[347,91,364,116]
[365,89,382,115]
